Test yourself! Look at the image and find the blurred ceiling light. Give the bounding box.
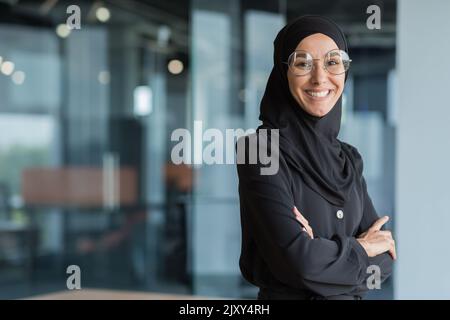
[1,61,15,76]
[133,86,153,117]
[12,71,25,85]
[96,7,111,23]
[168,59,183,75]
[0,56,3,65]
[56,24,71,38]
[98,71,111,85]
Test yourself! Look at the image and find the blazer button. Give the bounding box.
[336,209,344,219]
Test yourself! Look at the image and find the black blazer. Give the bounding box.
[237,134,393,299]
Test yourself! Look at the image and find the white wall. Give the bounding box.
[396,0,450,299]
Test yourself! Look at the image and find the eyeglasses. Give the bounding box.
[283,49,352,76]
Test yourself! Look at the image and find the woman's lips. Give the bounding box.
[305,89,332,100]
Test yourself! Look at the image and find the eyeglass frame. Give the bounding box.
[282,49,352,76]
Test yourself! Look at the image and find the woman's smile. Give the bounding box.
[304,88,334,100]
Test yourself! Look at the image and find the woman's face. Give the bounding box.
[287,33,345,117]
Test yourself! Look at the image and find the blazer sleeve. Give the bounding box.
[344,143,394,296]
[353,175,394,289]
[237,138,375,297]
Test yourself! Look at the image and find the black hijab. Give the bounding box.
[258,15,358,207]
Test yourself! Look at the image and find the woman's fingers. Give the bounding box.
[305,224,314,238]
[293,207,313,239]
[358,229,397,258]
[298,219,313,239]
[293,206,306,221]
[379,236,396,260]
[305,227,314,239]
[369,216,390,232]
[378,230,393,239]
[302,227,313,239]
[376,230,396,259]
[390,239,397,260]
[293,206,309,226]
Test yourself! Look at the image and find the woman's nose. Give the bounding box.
[310,61,328,84]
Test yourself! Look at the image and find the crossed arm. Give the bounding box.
[238,154,395,297]
[294,206,397,260]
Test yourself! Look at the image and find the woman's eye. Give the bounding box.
[295,62,311,68]
[328,60,340,65]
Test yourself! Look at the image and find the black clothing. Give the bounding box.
[237,15,394,299]
[238,137,393,299]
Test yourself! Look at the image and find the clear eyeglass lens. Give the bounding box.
[325,50,350,75]
[289,51,313,75]
[288,50,351,75]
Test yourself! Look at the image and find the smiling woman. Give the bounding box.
[286,33,348,117]
[236,15,396,300]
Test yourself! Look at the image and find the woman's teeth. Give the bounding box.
[306,90,330,98]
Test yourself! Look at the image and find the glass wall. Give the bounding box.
[0,0,192,298]
[0,0,396,299]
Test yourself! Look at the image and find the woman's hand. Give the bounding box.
[293,206,314,239]
[357,216,397,260]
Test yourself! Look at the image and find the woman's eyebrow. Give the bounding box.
[293,52,308,58]
[296,49,341,59]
